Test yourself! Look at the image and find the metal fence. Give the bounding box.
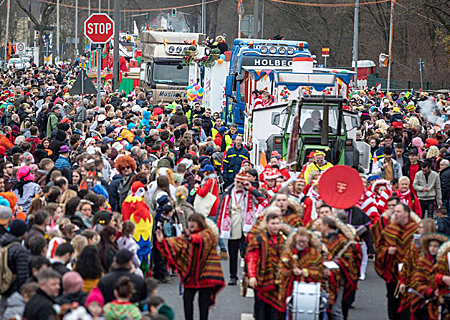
[366,74,450,91]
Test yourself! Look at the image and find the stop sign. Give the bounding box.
[84,13,115,44]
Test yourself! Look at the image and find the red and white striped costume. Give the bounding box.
[357,190,380,224]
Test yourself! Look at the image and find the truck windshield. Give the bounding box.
[298,104,341,135]
[152,62,189,86]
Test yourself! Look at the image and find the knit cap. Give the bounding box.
[85,287,104,308]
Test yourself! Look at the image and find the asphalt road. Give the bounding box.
[157,258,387,320]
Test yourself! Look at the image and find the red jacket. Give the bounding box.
[196,177,220,217]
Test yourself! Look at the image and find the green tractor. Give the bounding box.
[269,96,367,171]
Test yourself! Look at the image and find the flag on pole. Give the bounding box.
[260,149,268,169]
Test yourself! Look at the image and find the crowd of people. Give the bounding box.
[0,59,450,320]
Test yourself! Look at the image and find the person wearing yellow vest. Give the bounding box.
[211,117,223,139]
[220,123,238,152]
[303,150,333,182]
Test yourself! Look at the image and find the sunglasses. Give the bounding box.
[122,165,131,170]
[6,166,13,169]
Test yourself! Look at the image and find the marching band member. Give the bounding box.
[375,203,419,320]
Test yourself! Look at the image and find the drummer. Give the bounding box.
[316,215,361,320]
[278,227,325,319]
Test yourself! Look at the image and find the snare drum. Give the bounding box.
[287,282,323,320]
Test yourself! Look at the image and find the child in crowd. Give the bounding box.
[117,221,141,268]
[103,276,142,320]
[85,287,105,320]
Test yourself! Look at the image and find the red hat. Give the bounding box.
[270,151,281,159]
[264,168,281,180]
[425,138,439,148]
[392,121,403,129]
[235,171,250,182]
[306,151,315,158]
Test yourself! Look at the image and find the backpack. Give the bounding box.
[0,242,19,294]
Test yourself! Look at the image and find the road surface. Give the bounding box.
[158,258,387,320]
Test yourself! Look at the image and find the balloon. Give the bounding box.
[193,83,198,87]
[219,54,225,60]
[198,88,204,94]
[193,97,198,102]
[190,93,196,98]
[192,90,198,96]
[198,92,203,97]
[188,96,195,101]
[218,59,224,64]
[194,85,201,91]
[187,85,193,90]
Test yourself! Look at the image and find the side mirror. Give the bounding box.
[271,112,281,126]
[225,75,233,96]
[139,62,147,81]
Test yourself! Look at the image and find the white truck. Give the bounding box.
[139,31,206,102]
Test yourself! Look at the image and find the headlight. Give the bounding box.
[287,47,295,55]
[176,46,183,53]
[260,46,268,54]
[278,47,286,54]
[168,46,175,53]
[269,46,277,54]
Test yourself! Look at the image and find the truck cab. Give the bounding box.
[224,38,312,129]
[139,31,206,102]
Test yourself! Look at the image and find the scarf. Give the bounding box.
[307,187,321,220]
[397,189,411,205]
[219,188,255,239]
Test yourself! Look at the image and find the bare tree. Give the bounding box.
[14,0,56,65]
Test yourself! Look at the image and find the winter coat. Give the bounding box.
[97,268,147,305]
[74,105,86,123]
[49,130,67,160]
[46,112,59,138]
[195,174,219,217]
[118,173,136,212]
[169,110,188,127]
[437,216,450,237]
[23,288,57,320]
[0,233,29,297]
[2,291,25,320]
[54,155,71,171]
[108,174,122,212]
[0,133,14,150]
[440,166,450,200]
[25,225,46,247]
[222,145,250,182]
[13,181,41,213]
[201,115,213,137]
[413,170,442,202]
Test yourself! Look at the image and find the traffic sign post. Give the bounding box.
[15,42,26,55]
[84,13,114,107]
[322,47,330,68]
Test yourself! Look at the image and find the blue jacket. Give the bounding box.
[222,145,249,182]
[54,156,71,170]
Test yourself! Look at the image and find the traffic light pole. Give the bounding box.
[113,0,120,90]
[4,0,10,70]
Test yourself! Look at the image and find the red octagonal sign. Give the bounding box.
[84,13,115,44]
